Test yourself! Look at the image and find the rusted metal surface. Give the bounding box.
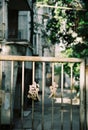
[10,61,14,127]
[0,55,86,130]
[42,62,45,130]
[0,55,83,62]
[27,82,40,100]
[80,60,85,130]
[49,82,58,98]
[86,66,88,130]
[61,63,64,130]
[21,61,24,129]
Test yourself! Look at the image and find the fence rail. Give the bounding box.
[0,55,83,62]
[0,55,86,130]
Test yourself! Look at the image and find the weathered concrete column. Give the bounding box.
[0,43,27,125]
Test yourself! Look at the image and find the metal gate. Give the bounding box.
[0,55,86,130]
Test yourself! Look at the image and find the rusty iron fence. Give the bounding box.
[0,55,87,130]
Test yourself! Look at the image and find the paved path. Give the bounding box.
[13,89,80,130]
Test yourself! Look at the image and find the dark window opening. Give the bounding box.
[8,9,18,40]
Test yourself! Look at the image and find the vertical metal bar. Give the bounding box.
[52,63,54,85]
[61,63,64,130]
[70,64,73,130]
[32,62,35,130]
[21,61,25,128]
[51,63,54,130]
[32,62,35,83]
[32,99,34,130]
[80,60,85,130]
[42,62,45,130]
[51,99,54,130]
[10,61,14,129]
[0,61,2,89]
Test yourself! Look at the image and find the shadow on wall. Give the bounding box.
[14,67,32,118]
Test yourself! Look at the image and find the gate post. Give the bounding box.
[80,59,85,130]
[0,45,3,127]
[85,58,88,130]
[0,61,2,127]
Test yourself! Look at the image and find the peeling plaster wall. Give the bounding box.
[1,44,27,90]
[0,44,32,124]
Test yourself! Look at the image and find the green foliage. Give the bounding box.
[54,64,61,75]
[72,44,88,57]
[63,62,80,81]
[62,48,73,57]
[77,12,88,40]
[47,0,88,58]
[46,18,60,44]
[35,0,87,84]
[45,1,78,46]
[37,0,88,58]
[74,85,80,93]
[37,0,54,4]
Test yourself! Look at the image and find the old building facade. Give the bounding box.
[0,0,53,125]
